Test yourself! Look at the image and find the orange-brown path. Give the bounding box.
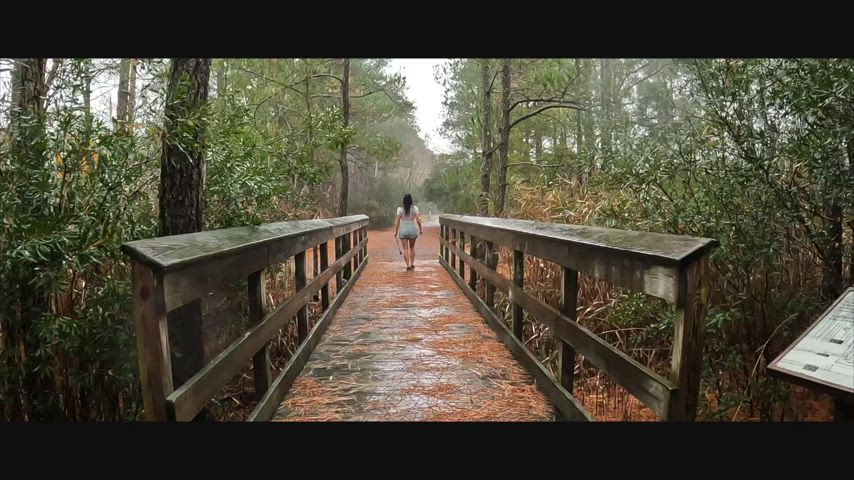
[273,217,554,421]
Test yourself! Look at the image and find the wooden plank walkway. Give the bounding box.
[273,218,554,421]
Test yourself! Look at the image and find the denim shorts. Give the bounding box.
[399,222,418,239]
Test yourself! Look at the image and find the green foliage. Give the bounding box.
[432,57,854,420]
[1,98,157,420]
[423,153,480,214]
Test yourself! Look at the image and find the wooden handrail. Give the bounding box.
[439,215,718,421]
[123,215,370,421]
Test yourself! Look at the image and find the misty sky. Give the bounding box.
[1,59,456,155]
[386,59,452,155]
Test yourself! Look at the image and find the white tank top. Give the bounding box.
[396,205,419,222]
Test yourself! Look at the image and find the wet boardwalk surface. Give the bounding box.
[273,218,554,421]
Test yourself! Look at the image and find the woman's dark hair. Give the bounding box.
[403,193,413,215]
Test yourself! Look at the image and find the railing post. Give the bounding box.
[343,232,352,281]
[295,250,308,343]
[559,267,578,393]
[319,241,330,311]
[352,229,359,270]
[312,245,320,301]
[334,236,343,294]
[458,230,466,279]
[439,224,444,259]
[666,255,708,421]
[485,240,496,310]
[248,269,271,400]
[364,226,369,259]
[469,234,478,291]
[131,259,173,421]
[512,249,524,339]
[443,225,449,261]
[450,228,457,270]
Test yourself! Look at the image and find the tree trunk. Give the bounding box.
[82,60,94,171]
[575,58,587,159]
[82,62,91,116]
[496,59,511,217]
[7,58,49,420]
[338,59,350,217]
[159,58,211,418]
[599,59,612,167]
[216,59,226,98]
[127,59,137,127]
[116,59,130,128]
[479,59,493,217]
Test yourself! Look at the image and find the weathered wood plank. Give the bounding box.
[162,247,266,312]
[485,240,497,310]
[157,218,369,312]
[440,215,717,268]
[450,228,457,270]
[295,251,308,343]
[440,236,509,292]
[667,255,708,421]
[439,257,593,421]
[131,259,173,421]
[459,231,466,279]
[319,242,330,311]
[440,216,704,303]
[248,269,271,400]
[122,215,368,273]
[559,267,578,393]
[343,233,352,280]
[469,234,478,291]
[335,236,343,293]
[164,237,366,422]
[248,254,369,421]
[512,249,524,339]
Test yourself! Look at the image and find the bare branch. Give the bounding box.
[507,162,562,169]
[510,103,584,129]
[509,97,584,113]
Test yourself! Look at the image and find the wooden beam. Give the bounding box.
[131,259,173,421]
[459,230,466,279]
[512,249,524,339]
[342,233,352,280]
[485,240,497,310]
[248,269,271,401]
[667,255,708,421]
[335,236,343,293]
[450,228,457,270]
[319,241,330,311]
[295,250,308,343]
[559,267,578,393]
[469,234,479,291]
[123,215,369,273]
[441,217,683,302]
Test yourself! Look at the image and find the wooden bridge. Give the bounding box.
[122,214,717,421]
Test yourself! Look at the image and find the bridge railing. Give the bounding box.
[439,214,718,421]
[122,215,370,421]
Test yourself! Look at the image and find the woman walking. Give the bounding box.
[393,193,423,270]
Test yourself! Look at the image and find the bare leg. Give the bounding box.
[402,239,411,268]
[409,238,417,268]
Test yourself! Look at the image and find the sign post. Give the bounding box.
[767,287,854,421]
